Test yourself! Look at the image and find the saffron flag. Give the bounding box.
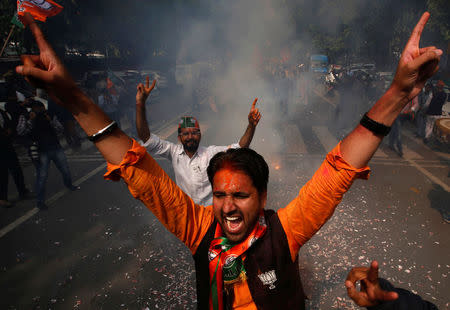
[17,0,63,22]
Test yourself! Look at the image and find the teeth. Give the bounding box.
[226,216,240,221]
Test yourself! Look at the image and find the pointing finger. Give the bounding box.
[252,98,258,109]
[146,76,149,88]
[22,12,54,55]
[405,12,430,49]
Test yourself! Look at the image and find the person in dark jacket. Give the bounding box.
[0,108,32,208]
[18,100,79,210]
[346,260,438,310]
[415,83,433,138]
[424,80,447,142]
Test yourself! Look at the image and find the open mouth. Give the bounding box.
[224,216,244,234]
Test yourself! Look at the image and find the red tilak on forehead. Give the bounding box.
[214,167,246,192]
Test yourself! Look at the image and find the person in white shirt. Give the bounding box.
[135,77,261,206]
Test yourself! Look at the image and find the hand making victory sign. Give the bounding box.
[248,98,261,127]
[345,261,398,307]
[136,76,157,105]
[391,12,442,101]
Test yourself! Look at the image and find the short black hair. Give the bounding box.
[207,148,269,194]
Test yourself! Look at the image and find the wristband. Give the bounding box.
[360,113,391,136]
[88,121,118,142]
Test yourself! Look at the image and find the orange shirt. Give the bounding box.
[105,140,370,309]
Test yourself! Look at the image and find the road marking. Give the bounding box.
[0,163,107,239]
[402,146,423,159]
[402,130,450,160]
[312,126,338,153]
[404,158,450,192]
[0,209,39,238]
[0,113,186,239]
[374,148,388,158]
[313,89,336,108]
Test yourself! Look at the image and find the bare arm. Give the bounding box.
[16,13,131,165]
[239,98,261,148]
[136,77,156,142]
[340,12,442,168]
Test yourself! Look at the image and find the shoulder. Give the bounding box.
[173,143,184,154]
[196,145,208,155]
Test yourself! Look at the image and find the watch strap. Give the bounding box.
[359,113,391,136]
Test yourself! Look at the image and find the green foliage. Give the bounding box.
[0,1,24,56]
[427,0,450,41]
[1,0,448,67]
[0,1,16,37]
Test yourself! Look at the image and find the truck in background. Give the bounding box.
[310,54,329,74]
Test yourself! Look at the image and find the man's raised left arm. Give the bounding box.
[340,12,441,168]
[277,12,442,261]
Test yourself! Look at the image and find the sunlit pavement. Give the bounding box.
[0,98,449,309]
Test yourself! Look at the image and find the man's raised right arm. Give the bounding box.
[136,77,156,143]
[15,13,213,253]
[16,13,130,165]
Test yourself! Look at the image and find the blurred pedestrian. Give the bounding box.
[424,80,447,143]
[18,100,79,210]
[47,96,81,152]
[388,97,418,157]
[4,88,29,131]
[346,260,438,309]
[98,88,120,127]
[415,83,432,138]
[0,108,32,208]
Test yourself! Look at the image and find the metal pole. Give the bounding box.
[0,25,16,58]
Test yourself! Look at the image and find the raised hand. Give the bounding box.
[136,76,156,104]
[248,98,261,127]
[392,12,442,101]
[15,13,78,107]
[345,261,398,307]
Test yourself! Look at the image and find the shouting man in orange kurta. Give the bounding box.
[16,11,442,310]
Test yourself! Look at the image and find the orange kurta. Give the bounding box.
[105,140,370,309]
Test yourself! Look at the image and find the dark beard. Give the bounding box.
[183,140,199,153]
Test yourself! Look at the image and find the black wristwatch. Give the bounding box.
[359,113,391,136]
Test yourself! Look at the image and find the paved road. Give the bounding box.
[1,98,449,309]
